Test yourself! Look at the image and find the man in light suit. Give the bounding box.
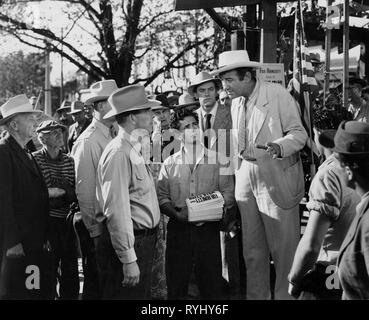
[211,50,307,299]
[188,71,242,298]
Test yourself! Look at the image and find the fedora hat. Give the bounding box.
[56,100,71,113]
[84,80,118,105]
[68,101,84,115]
[210,50,261,76]
[187,71,222,96]
[319,121,369,154]
[0,94,42,125]
[172,93,200,110]
[104,85,161,119]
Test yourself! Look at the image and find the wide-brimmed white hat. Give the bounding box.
[84,80,118,105]
[187,71,222,96]
[56,100,71,113]
[104,85,161,119]
[210,50,261,76]
[0,94,42,125]
[68,101,84,115]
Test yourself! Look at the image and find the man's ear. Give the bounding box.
[345,166,354,182]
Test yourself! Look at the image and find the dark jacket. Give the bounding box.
[338,193,369,299]
[0,133,49,265]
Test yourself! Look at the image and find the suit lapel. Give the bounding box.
[210,105,231,149]
[252,82,269,143]
[196,108,204,132]
[8,136,40,177]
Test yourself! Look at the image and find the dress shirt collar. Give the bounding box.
[357,191,369,214]
[200,102,218,120]
[118,127,148,155]
[247,78,260,103]
[91,117,111,140]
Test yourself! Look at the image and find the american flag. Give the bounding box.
[290,0,320,175]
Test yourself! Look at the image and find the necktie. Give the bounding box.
[204,113,212,149]
[238,99,247,154]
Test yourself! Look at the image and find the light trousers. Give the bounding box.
[235,159,300,300]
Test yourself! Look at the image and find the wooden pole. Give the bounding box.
[324,0,333,105]
[60,28,64,105]
[260,0,277,63]
[343,0,350,109]
[44,41,52,116]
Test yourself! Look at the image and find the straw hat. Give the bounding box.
[210,50,261,76]
[104,85,161,119]
[68,101,84,115]
[0,94,42,125]
[187,71,222,96]
[84,80,118,104]
[56,100,71,113]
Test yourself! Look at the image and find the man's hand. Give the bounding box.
[175,207,188,222]
[122,261,140,287]
[48,187,66,198]
[6,243,25,258]
[266,142,282,159]
[43,240,52,253]
[288,281,301,299]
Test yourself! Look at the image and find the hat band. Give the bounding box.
[335,130,369,154]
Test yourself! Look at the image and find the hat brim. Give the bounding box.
[172,101,200,110]
[0,110,43,126]
[210,61,261,76]
[36,124,67,134]
[188,78,222,96]
[84,95,109,105]
[56,107,71,113]
[151,105,170,111]
[103,100,161,120]
[68,110,83,115]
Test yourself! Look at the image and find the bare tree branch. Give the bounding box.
[137,9,172,34]
[132,36,212,87]
[133,46,150,59]
[0,13,106,78]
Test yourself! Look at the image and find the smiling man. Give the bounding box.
[211,50,307,300]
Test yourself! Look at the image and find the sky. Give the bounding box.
[0,1,93,86]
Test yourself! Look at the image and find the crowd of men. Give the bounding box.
[1,49,369,300]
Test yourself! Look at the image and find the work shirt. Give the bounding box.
[70,118,112,237]
[96,128,160,264]
[157,146,235,210]
[306,155,359,265]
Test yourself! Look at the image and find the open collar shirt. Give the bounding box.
[96,128,160,264]
[70,118,112,237]
[157,145,235,211]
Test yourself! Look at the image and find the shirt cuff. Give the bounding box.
[117,248,137,264]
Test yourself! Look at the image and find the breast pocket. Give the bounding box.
[133,165,150,197]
